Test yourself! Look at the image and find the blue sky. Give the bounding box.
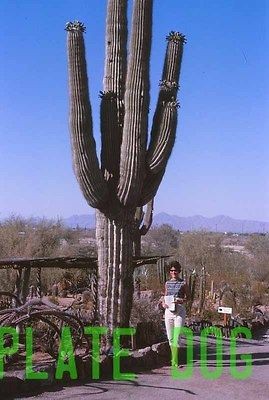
[0,0,268,221]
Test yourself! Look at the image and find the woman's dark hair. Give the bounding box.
[169,260,182,272]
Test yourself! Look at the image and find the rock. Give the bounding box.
[131,350,146,370]
[118,355,135,373]
[136,346,156,368]
[138,346,151,354]
[1,362,56,396]
[0,341,176,397]
[0,375,24,397]
[80,354,92,379]
[31,362,55,386]
[152,341,170,358]
[100,354,113,377]
[73,355,85,379]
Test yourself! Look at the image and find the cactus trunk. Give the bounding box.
[96,209,134,329]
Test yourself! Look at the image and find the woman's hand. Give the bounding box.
[175,297,184,304]
[162,303,169,309]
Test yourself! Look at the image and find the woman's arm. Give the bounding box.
[175,281,189,303]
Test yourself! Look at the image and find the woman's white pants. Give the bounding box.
[164,305,186,346]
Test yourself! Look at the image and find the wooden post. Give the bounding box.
[134,277,141,299]
[36,267,42,298]
[88,268,98,321]
[14,267,23,300]
[21,267,31,303]
[157,258,166,284]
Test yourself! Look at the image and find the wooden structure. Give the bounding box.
[0,255,168,270]
[0,255,168,307]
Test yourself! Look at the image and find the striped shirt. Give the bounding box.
[165,279,186,298]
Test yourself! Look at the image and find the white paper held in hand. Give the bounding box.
[164,295,176,312]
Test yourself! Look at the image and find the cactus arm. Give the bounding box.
[103,0,127,99]
[140,32,185,205]
[146,32,185,173]
[66,21,108,209]
[100,91,121,185]
[139,198,154,236]
[134,205,144,227]
[140,168,165,206]
[161,31,185,89]
[140,103,178,205]
[101,0,128,186]
[133,198,153,257]
[117,0,153,206]
[133,197,154,235]
[147,100,178,173]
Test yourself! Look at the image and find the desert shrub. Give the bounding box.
[131,296,162,327]
[201,309,221,323]
[0,269,16,292]
[130,296,165,346]
[142,224,179,256]
[0,216,94,294]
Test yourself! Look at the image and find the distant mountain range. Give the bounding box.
[63,213,269,233]
[63,214,96,229]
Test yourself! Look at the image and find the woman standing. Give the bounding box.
[162,260,189,367]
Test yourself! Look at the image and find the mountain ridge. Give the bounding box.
[63,213,269,233]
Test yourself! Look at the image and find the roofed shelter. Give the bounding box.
[0,255,168,305]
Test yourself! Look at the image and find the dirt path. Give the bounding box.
[14,341,269,400]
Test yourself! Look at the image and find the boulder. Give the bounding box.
[152,341,170,358]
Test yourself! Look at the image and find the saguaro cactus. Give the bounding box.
[66,0,185,330]
[198,266,206,314]
[186,268,197,314]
